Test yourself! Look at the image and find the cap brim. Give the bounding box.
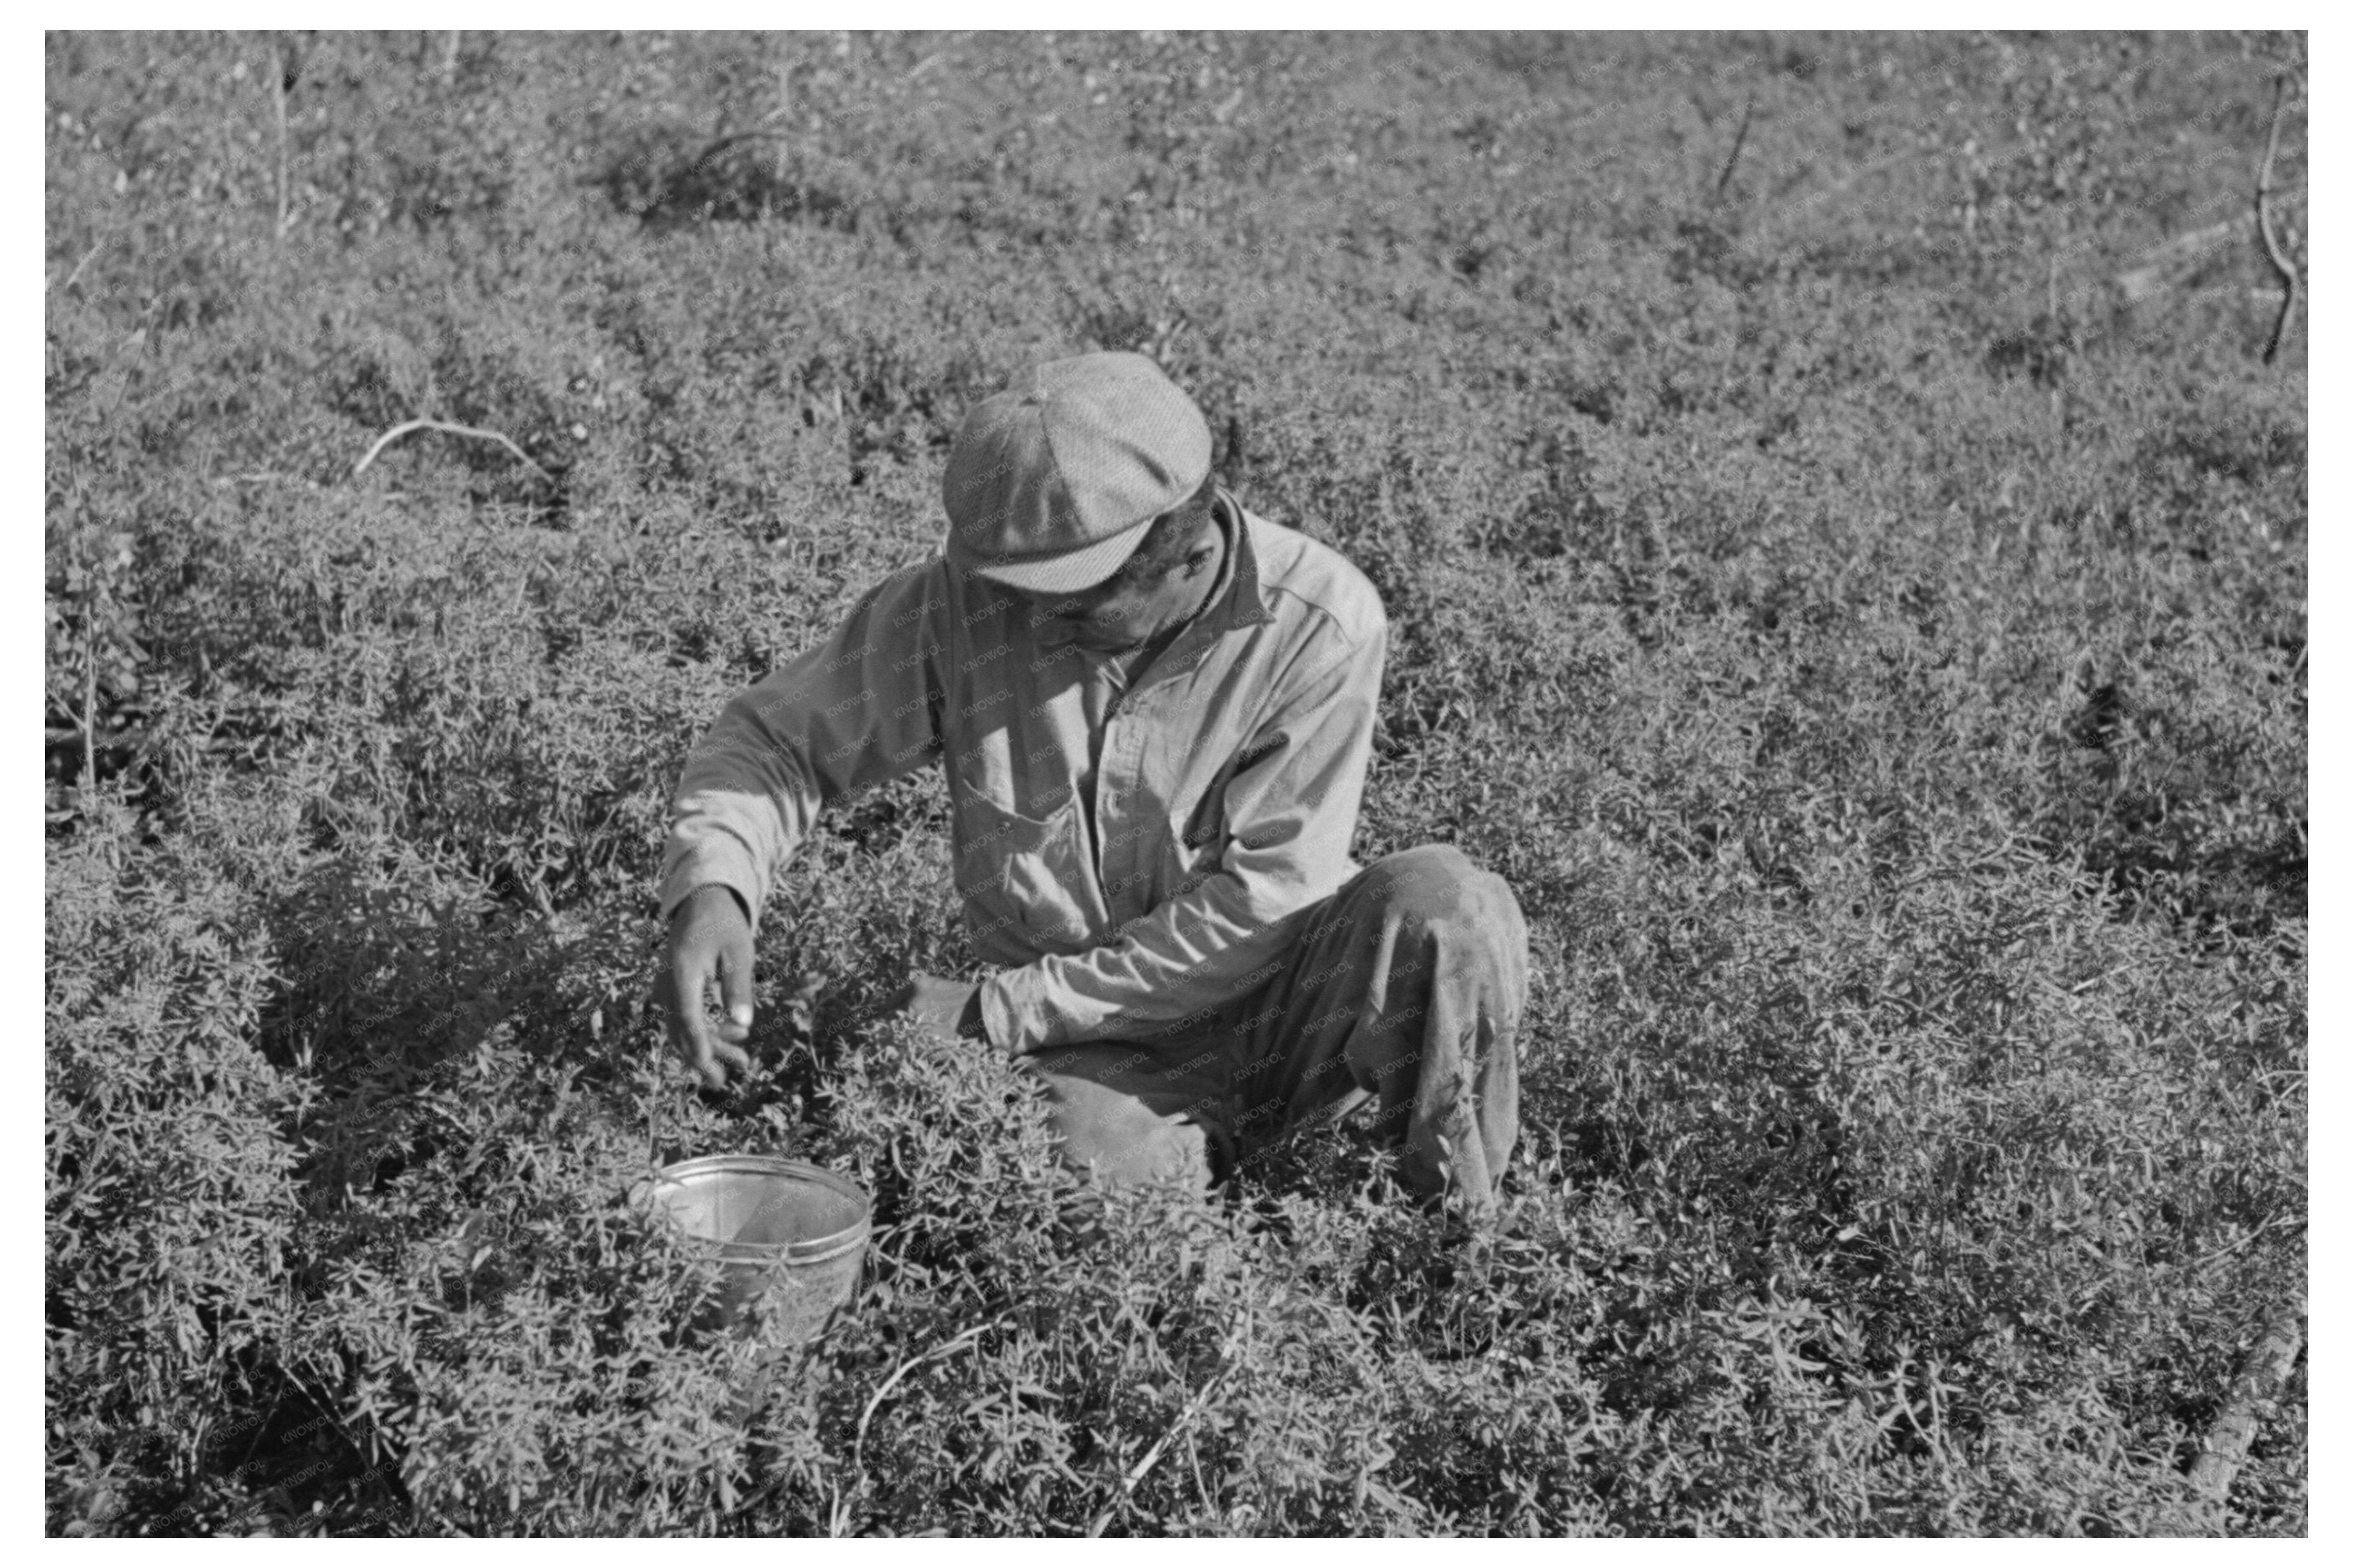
[946,517,1151,595]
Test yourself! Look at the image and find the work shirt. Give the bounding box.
[657,492,1390,1059]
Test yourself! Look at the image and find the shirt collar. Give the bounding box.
[1127,488,1272,687]
[1197,486,1274,635]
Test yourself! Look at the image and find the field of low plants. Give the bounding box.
[44,29,2306,1536]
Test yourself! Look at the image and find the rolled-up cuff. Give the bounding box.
[984,965,1085,1059]
[980,972,1031,1057]
[657,837,764,934]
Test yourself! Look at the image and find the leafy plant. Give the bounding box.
[45,29,2303,1536]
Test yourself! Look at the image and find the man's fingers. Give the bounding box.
[673,946,757,1088]
[657,886,762,1091]
[660,957,701,1046]
[681,1023,750,1091]
[685,1026,750,1090]
[664,950,729,1084]
[718,940,757,1044]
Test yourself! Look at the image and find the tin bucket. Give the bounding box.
[633,1155,872,1351]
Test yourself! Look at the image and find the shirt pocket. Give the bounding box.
[952,784,1103,959]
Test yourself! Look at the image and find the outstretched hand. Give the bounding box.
[658,884,758,1089]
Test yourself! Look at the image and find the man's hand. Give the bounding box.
[890,972,985,1046]
[659,885,758,1089]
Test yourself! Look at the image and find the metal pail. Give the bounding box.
[633,1155,872,1349]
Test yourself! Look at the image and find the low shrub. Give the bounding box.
[46,28,2303,1536]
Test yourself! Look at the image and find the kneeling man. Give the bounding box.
[657,352,1528,1220]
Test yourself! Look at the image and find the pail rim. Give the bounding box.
[631,1154,874,1263]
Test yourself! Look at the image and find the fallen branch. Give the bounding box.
[2254,73,2300,365]
[352,418,554,484]
[2188,1291,2305,1524]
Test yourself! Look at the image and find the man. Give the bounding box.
[657,351,1529,1220]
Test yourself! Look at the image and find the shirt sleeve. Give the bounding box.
[657,562,948,933]
[980,611,1387,1055]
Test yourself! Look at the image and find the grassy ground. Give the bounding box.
[45,30,2305,1536]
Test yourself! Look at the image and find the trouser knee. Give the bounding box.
[1357,845,1526,964]
[1017,1054,1218,1194]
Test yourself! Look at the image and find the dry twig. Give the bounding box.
[352,417,554,484]
[2112,216,2241,304]
[62,239,103,291]
[802,1319,1001,1535]
[685,128,790,179]
[1086,1310,1250,1537]
[1714,91,1756,201]
[81,604,98,805]
[645,1029,665,1171]
[2254,74,2301,365]
[270,44,293,240]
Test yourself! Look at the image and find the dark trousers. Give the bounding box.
[1017,844,1530,1219]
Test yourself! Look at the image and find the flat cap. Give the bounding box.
[942,351,1213,594]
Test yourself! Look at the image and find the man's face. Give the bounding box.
[1001,522,1222,656]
